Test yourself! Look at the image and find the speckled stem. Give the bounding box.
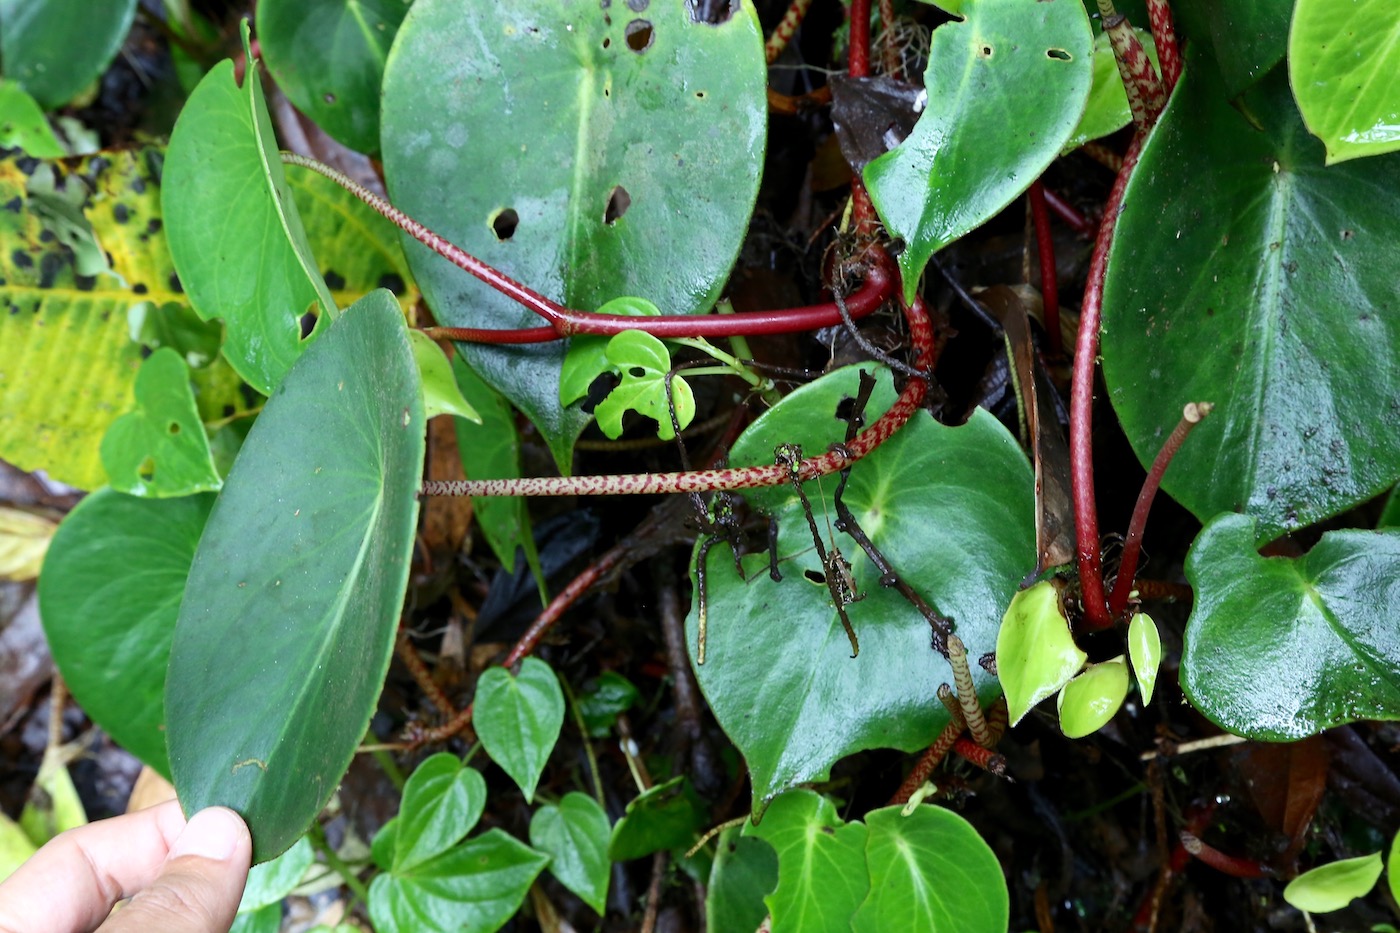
[765,0,813,64]
[1104,14,1165,130]
[948,635,994,748]
[1145,0,1182,93]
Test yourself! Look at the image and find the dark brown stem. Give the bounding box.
[396,629,456,718]
[889,719,963,805]
[1107,402,1212,620]
[640,851,668,933]
[1028,180,1062,356]
[1071,133,1145,631]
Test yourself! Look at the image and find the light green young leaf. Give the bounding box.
[593,330,695,441]
[529,792,611,915]
[1283,851,1383,913]
[127,301,224,370]
[18,749,86,846]
[473,658,564,803]
[229,903,281,933]
[1056,657,1129,739]
[238,836,313,912]
[559,297,662,407]
[392,754,486,873]
[1127,612,1162,705]
[0,80,65,156]
[407,331,480,423]
[99,348,222,498]
[996,581,1086,727]
[1389,828,1400,905]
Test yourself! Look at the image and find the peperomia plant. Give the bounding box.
[5,0,1400,928]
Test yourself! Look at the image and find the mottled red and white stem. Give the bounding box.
[765,0,813,64]
[1145,0,1182,94]
[1099,7,1165,130]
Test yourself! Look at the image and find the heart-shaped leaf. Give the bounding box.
[529,792,611,914]
[379,0,765,468]
[851,806,1008,932]
[1127,611,1161,705]
[474,657,564,803]
[559,297,661,408]
[166,290,424,862]
[996,580,1086,726]
[1289,0,1400,164]
[99,348,221,497]
[0,0,137,109]
[255,0,407,154]
[689,367,1034,804]
[38,488,214,777]
[1056,657,1129,739]
[594,331,694,441]
[608,775,706,862]
[1180,513,1400,740]
[742,790,869,933]
[367,828,549,933]
[575,671,640,739]
[1101,59,1400,542]
[394,754,486,873]
[1283,851,1384,913]
[864,0,1093,303]
[163,26,337,396]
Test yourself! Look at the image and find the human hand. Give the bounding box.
[0,800,252,933]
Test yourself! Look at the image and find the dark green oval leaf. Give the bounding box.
[689,367,1034,804]
[576,671,639,739]
[1181,513,1400,740]
[380,0,765,468]
[166,290,424,862]
[865,0,1093,303]
[474,657,564,803]
[1101,60,1400,541]
[706,828,778,933]
[0,0,137,109]
[608,775,706,863]
[394,754,486,873]
[38,488,214,777]
[529,792,611,915]
[256,0,407,154]
[1175,0,1289,99]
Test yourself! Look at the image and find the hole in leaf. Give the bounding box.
[138,457,156,480]
[602,36,611,48]
[803,569,827,585]
[695,90,706,99]
[627,0,649,10]
[605,185,632,225]
[625,19,653,52]
[490,208,519,240]
[687,0,735,24]
[323,92,336,103]
[299,308,318,340]
[1046,48,1071,61]
[168,422,181,435]
[977,44,993,57]
[628,367,647,379]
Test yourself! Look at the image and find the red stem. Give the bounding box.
[1042,186,1094,238]
[849,0,871,78]
[1071,133,1144,631]
[1145,0,1182,94]
[1107,403,1211,620]
[1180,833,1269,880]
[1028,180,1062,356]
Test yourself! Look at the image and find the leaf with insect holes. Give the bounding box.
[593,330,695,441]
[996,580,1086,727]
[99,349,222,498]
[559,297,662,407]
[1057,657,1129,739]
[1284,851,1383,913]
[473,658,564,803]
[1127,612,1161,705]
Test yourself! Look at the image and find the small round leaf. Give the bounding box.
[1056,657,1129,739]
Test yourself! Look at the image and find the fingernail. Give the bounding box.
[169,807,245,862]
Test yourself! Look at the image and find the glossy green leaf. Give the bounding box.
[559,296,661,407]
[407,331,480,422]
[851,806,1008,932]
[473,658,564,803]
[163,32,336,396]
[689,367,1034,804]
[1180,513,1400,740]
[1289,0,1400,163]
[1176,0,1290,99]
[1056,657,1129,738]
[1101,60,1400,542]
[608,776,706,862]
[529,792,611,915]
[394,754,486,873]
[166,291,424,862]
[371,817,399,872]
[99,348,222,497]
[996,580,1086,727]
[1283,851,1383,913]
[742,790,869,933]
[0,0,137,109]
[594,331,694,441]
[238,836,314,912]
[256,0,407,154]
[1127,611,1161,705]
[706,828,779,933]
[38,489,214,777]
[865,0,1093,303]
[1062,29,1158,153]
[576,671,640,738]
[229,903,282,933]
[368,828,549,933]
[0,80,64,156]
[1380,486,1400,529]
[380,0,765,469]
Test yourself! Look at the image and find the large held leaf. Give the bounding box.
[706,828,779,933]
[1180,513,1400,740]
[473,657,564,803]
[37,488,214,777]
[1100,60,1400,542]
[688,367,1034,804]
[864,0,1093,303]
[1289,0,1400,164]
[99,348,222,497]
[529,792,611,915]
[996,580,1085,726]
[367,829,549,933]
[393,754,486,873]
[166,290,424,862]
[0,80,65,156]
[741,790,869,933]
[1175,0,1291,99]
[851,806,1008,932]
[1283,852,1384,914]
[380,0,766,469]
[0,148,241,490]
[256,0,407,154]
[162,35,337,396]
[0,0,137,109]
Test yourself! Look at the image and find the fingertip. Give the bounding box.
[169,807,252,865]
